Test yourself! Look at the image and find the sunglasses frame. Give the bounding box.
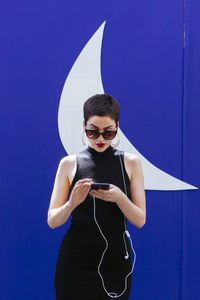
[85,129,118,140]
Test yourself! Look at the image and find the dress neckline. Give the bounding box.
[86,145,115,158]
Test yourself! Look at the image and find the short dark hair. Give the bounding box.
[83,94,120,126]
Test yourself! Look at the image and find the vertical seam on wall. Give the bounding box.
[181,0,186,299]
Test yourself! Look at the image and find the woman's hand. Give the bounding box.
[89,184,125,203]
[69,178,93,208]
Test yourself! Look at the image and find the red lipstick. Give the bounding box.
[96,143,105,148]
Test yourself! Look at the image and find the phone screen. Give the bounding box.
[90,183,110,191]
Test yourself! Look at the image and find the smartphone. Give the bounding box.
[90,183,110,191]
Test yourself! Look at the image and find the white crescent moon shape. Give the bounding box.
[58,21,198,191]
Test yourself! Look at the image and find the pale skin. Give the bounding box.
[47,115,146,229]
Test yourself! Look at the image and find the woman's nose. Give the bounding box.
[97,133,104,142]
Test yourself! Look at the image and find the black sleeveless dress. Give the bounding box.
[54,145,133,300]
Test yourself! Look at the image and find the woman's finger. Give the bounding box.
[81,183,92,191]
[75,179,92,187]
[77,178,93,184]
[75,182,91,190]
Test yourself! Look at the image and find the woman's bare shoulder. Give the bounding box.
[60,154,76,163]
[124,152,142,176]
[57,154,77,173]
[121,152,140,182]
[124,152,140,162]
[58,155,77,185]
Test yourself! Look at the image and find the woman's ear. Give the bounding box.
[117,121,119,128]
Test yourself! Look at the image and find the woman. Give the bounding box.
[47,94,146,300]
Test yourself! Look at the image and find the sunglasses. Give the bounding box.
[85,129,118,140]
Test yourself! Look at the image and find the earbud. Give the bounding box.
[124,253,129,260]
[125,231,130,259]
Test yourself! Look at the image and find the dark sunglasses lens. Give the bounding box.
[103,131,117,139]
[86,130,99,139]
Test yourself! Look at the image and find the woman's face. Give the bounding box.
[83,115,119,152]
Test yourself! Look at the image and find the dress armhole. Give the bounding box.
[119,151,131,200]
[120,151,131,184]
[68,155,78,196]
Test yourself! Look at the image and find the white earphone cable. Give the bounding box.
[92,152,136,298]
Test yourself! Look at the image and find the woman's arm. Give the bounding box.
[116,154,146,228]
[47,156,75,229]
[47,156,92,229]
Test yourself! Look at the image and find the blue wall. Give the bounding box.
[0,0,199,299]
